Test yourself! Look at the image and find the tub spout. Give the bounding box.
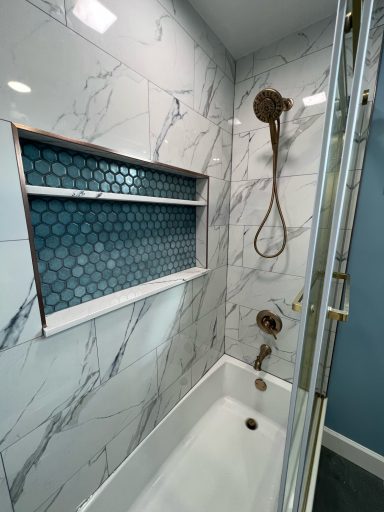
[253,344,272,371]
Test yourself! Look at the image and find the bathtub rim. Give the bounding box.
[78,354,291,511]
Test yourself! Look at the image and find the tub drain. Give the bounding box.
[245,418,258,430]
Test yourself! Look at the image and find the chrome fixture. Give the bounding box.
[253,344,272,371]
[256,310,283,339]
[252,88,293,258]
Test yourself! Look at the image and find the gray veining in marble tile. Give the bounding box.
[0,321,99,451]
[233,46,331,134]
[192,267,227,321]
[194,45,234,130]
[209,177,230,226]
[243,225,311,276]
[95,283,193,383]
[225,337,294,381]
[226,265,303,320]
[230,174,317,228]
[236,16,334,84]
[207,226,228,269]
[3,349,157,512]
[27,0,66,23]
[0,456,12,512]
[33,449,108,512]
[66,0,194,108]
[158,0,226,72]
[0,0,150,159]
[149,83,223,176]
[0,241,41,352]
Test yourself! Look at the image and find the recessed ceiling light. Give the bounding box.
[7,81,31,93]
[72,0,117,34]
[303,92,327,107]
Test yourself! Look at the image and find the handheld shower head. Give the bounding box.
[253,88,293,123]
[252,88,293,259]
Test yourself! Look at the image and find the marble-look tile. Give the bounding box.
[225,50,236,82]
[226,303,299,364]
[228,225,244,267]
[192,267,227,320]
[3,349,157,512]
[154,371,191,424]
[208,177,230,226]
[105,398,159,474]
[149,84,223,176]
[226,265,303,320]
[225,301,239,341]
[0,0,150,159]
[194,45,234,129]
[230,174,317,228]
[95,283,192,383]
[0,456,12,512]
[0,321,99,451]
[158,0,226,71]
[225,337,294,382]
[236,53,254,84]
[221,130,233,181]
[107,367,191,474]
[246,114,325,180]
[196,206,208,268]
[0,240,41,351]
[28,0,66,23]
[252,17,335,79]
[207,226,228,269]
[243,225,311,277]
[33,449,108,512]
[194,303,225,361]
[232,131,251,181]
[0,121,28,242]
[157,326,195,393]
[66,0,194,108]
[372,0,384,28]
[235,16,334,84]
[233,46,331,134]
[191,346,223,386]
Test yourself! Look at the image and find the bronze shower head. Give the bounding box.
[253,88,293,123]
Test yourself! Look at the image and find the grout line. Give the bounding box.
[235,44,333,86]
[0,453,15,512]
[24,0,233,137]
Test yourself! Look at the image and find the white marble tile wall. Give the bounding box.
[225,16,334,381]
[0,0,233,510]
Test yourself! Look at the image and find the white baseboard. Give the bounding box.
[322,427,384,480]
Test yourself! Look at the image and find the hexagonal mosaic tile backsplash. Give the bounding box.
[30,197,196,314]
[21,139,196,200]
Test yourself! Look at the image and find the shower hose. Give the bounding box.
[253,118,288,258]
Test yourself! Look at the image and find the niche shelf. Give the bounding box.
[13,125,209,335]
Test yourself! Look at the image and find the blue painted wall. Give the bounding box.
[325,57,384,455]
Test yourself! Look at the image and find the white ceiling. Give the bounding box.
[189,0,337,59]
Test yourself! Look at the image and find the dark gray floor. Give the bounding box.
[313,447,384,512]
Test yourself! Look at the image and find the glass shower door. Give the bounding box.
[277,0,374,510]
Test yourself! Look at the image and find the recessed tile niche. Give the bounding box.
[17,130,207,321]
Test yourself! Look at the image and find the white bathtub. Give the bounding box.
[79,355,291,512]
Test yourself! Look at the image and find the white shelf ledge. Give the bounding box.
[26,185,206,206]
[43,267,209,337]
